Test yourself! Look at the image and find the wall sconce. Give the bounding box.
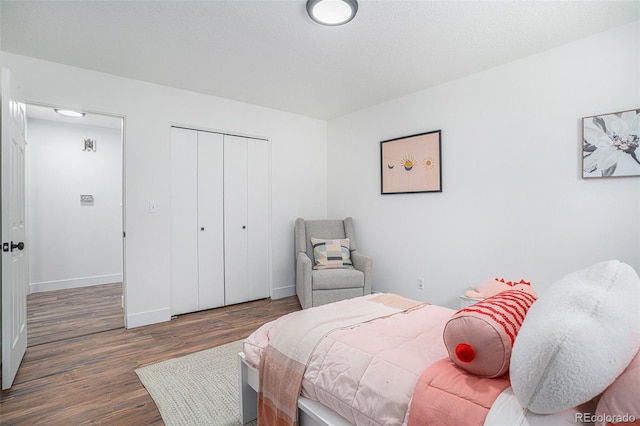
[83,138,97,152]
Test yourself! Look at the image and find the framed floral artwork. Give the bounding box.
[381,130,442,194]
[582,109,640,178]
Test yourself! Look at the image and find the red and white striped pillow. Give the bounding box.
[443,290,537,378]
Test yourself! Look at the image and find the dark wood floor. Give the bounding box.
[27,283,124,346]
[1,286,301,425]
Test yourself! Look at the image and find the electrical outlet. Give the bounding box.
[417,277,424,290]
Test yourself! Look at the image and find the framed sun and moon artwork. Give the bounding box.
[582,108,640,178]
[380,130,442,194]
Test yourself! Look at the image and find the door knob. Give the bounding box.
[11,241,24,251]
[242,225,246,229]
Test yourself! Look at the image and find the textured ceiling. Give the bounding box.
[2,1,639,120]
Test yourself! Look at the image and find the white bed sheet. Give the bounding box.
[485,387,593,426]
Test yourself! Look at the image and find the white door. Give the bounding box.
[224,135,249,305]
[196,131,224,310]
[170,127,200,315]
[224,135,270,305]
[170,127,225,315]
[1,68,28,390]
[247,139,270,300]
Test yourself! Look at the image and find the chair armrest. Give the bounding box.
[296,251,313,309]
[351,251,372,295]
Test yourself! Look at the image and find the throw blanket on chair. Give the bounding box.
[258,294,426,426]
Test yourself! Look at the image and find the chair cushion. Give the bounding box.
[311,238,353,270]
[311,268,364,290]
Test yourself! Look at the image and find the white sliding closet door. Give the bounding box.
[171,128,225,315]
[171,128,270,314]
[170,127,199,315]
[224,135,270,305]
[224,135,249,305]
[247,139,270,301]
[196,131,225,310]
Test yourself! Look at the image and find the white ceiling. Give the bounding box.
[26,104,123,129]
[2,1,639,120]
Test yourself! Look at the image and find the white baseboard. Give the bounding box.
[30,273,123,293]
[126,307,171,329]
[271,284,295,299]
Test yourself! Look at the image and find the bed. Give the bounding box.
[238,260,640,426]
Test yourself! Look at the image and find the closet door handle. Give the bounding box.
[242,226,246,229]
[11,241,25,251]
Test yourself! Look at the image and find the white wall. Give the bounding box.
[27,119,123,292]
[1,52,327,327]
[327,21,640,308]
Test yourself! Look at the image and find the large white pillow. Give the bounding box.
[510,260,640,414]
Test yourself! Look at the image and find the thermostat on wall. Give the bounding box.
[80,194,94,203]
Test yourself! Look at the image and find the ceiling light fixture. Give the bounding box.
[307,0,358,26]
[54,108,86,118]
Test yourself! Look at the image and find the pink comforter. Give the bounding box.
[408,358,510,426]
[244,301,455,425]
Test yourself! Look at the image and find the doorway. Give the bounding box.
[25,104,124,345]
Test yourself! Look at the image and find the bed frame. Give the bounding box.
[238,352,351,426]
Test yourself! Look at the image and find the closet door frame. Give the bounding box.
[170,125,272,314]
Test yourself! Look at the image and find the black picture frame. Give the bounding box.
[380,130,442,194]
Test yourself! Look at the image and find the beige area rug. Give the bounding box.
[136,339,257,426]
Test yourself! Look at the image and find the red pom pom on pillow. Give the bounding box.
[443,290,537,378]
[455,343,476,363]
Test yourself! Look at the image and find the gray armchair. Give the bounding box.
[295,217,372,309]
